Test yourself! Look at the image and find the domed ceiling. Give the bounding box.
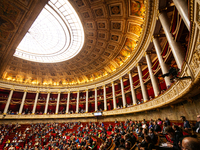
[0,0,146,86]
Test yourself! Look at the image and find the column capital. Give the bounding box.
[136,63,142,67]
[127,71,131,75]
[67,91,70,93]
[144,52,151,56]
[111,81,114,84]
[119,77,122,80]
[36,91,40,93]
[57,91,61,94]
[10,88,15,91]
[47,91,51,94]
[157,10,160,18]
[24,90,28,92]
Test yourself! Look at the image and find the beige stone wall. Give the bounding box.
[1,95,200,124]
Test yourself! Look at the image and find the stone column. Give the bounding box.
[66,91,70,114]
[128,72,137,105]
[19,91,27,114]
[112,82,117,109]
[173,0,190,30]
[145,52,160,97]
[103,85,107,111]
[32,92,39,114]
[153,37,171,87]
[95,88,98,111]
[3,89,14,114]
[44,92,50,114]
[159,11,185,69]
[120,77,126,107]
[55,92,61,114]
[76,91,80,113]
[85,90,88,112]
[137,64,148,102]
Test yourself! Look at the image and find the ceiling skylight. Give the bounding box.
[14,0,84,63]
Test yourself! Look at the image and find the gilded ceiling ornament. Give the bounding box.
[113,23,121,29]
[95,9,103,16]
[75,0,84,7]
[111,6,120,15]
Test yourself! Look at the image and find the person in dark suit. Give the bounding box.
[165,126,183,150]
[181,116,191,129]
[193,115,200,133]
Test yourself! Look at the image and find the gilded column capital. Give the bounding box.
[145,51,151,56]
[136,63,142,67]
[119,77,122,80]
[57,91,61,94]
[67,91,70,93]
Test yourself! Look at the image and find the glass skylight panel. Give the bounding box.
[14,0,84,63]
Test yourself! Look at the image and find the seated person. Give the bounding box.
[139,135,155,150]
[181,137,200,150]
[192,115,200,133]
[181,116,191,129]
[148,128,157,144]
[137,127,143,137]
[161,122,168,135]
[165,126,183,150]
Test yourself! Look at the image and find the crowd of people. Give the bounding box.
[1,122,96,150]
[0,115,200,150]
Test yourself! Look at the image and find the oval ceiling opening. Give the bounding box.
[14,0,85,63]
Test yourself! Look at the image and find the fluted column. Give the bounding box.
[153,37,171,87]
[120,77,126,107]
[44,92,50,114]
[145,52,160,97]
[66,91,70,114]
[85,90,88,112]
[19,91,27,114]
[137,64,148,102]
[173,0,190,30]
[95,88,98,111]
[32,92,39,114]
[128,72,137,105]
[3,89,14,114]
[159,11,185,69]
[112,82,117,109]
[55,92,61,114]
[103,85,107,111]
[76,91,80,113]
